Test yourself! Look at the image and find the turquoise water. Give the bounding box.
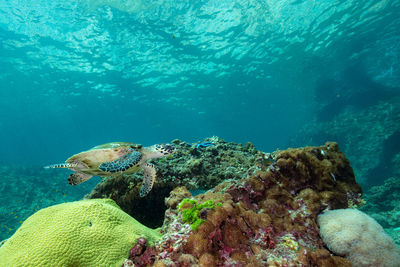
[1,0,399,240]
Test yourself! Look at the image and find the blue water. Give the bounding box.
[1,0,399,240]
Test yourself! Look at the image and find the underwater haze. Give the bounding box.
[1,0,400,242]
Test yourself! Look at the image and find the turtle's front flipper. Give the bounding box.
[140,163,156,197]
[99,149,142,173]
[68,173,93,185]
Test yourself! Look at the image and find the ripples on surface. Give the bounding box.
[1,0,398,100]
[0,0,399,166]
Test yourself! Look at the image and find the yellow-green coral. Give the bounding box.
[178,198,219,230]
[279,235,299,251]
[0,199,161,267]
[347,197,366,208]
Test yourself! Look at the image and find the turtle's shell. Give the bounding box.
[66,142,143,176]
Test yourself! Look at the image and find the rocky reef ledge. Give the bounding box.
[124,140,362,266]
[2,138,376,266]
[86,137,361,230]
[86,136,264,227]
[87,137,363,266]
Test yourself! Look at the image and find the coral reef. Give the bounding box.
[126,141,360,266]
[4,139,389,267]
[318,209,400,267]
[5,138,400,267]
[0,199,161,267]
[360,176,400,244]
[86,136,265,227]
[291,96,400,187]
[0,164,96,241]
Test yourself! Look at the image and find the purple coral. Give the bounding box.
[128,238,157,267]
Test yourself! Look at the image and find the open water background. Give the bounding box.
[0,0,399,240]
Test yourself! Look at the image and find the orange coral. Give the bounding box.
[198,253,216,267]
[184,232,210,258]
[164,186,191,209]
[297,247,352,266]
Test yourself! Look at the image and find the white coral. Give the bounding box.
[318,208,400,267]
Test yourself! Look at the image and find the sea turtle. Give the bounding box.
[44,142,176,197]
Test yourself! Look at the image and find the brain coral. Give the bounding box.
[318,208,400,267]
[0,199,161,267]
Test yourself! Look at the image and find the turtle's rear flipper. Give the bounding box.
[68,173,93,185]
[99,149,142,173]
[140,163,156,197]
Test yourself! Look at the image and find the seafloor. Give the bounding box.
[0,137,399,266]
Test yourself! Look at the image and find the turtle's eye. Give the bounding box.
[163,144,175,154]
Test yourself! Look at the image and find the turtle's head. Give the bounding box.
[145,143,176,159]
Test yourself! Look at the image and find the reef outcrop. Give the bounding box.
[86,136,264,227]
[123,141,361,266]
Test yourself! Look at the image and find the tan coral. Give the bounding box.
[165,186,192,209]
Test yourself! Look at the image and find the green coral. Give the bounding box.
[178,198,218,230]
[0,199,161,267]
